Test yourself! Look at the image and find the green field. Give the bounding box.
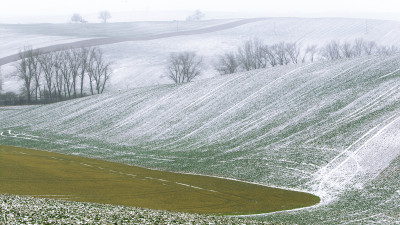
[0,145,319,215]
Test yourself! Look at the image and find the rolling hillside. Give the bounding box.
[1,53,400,223]
[2,18,400,93]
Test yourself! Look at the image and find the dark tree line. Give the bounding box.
[165,38,399,84]
[0,46,112,106]
[214,38,399,75]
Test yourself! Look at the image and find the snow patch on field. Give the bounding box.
[314,113,400,202]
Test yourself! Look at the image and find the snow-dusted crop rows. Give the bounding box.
[0,194,266,224]
[1,52,399,223]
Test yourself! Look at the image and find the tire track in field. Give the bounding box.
[314,113,400,199]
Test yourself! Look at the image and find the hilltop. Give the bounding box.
[2,17,400,93]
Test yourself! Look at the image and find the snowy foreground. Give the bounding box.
[1,54,400,224]
[0,194,267,224]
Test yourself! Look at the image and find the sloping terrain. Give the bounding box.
[70,17,400,89]
[1,54,400,223]
[0,19,236,58]
[2,18,400,92]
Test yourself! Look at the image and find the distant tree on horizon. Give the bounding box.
[186,10,205,21]
[71,13,84,23]
[99,11,111,23]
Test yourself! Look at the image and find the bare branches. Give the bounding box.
[15,47,41,103]
[213,37,399,76]
[88,48,111,94]
[79,47,90,97]
[320,40,341,60]
[285,42,302,64]
[214,52,240,75]
[14,46,111,104]
[99,11,111,23]
[215,39,301,75]
[305,45,318,62]
[38,51,56,100]
[364,41,377,55]
[237,38,268,71]
[166,52,203,84]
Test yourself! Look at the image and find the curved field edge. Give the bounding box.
[0,145,319,215]
[1,54,400,223]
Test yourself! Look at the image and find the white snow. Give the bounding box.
[2,18,400,93]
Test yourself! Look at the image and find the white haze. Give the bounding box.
[1,0,400,23]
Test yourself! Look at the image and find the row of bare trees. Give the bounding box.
[215,38,399,75]
[164,38,399,84]
[215,39,304,75]
[319,39,399,60]
[14,46,111,104]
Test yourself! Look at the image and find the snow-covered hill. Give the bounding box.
[1,53,399,223]
[2,18,400,93]
[82,17,400,90]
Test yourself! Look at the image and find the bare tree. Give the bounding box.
[340,41,353,58]
[364,41,377,55]
[376,45,400,55]
[305,45,318,62]
[79,47,90,97]
[28,50,42,102]
[264,45,278,67]
[52,51,63,99]
[66,49,82,98]
[237,38,268,71]
[215,52,240,75]
[353,38,365,57]
[99,11,111,23]
[285,42,302,64]
[38,52,56,101]
[58,51,73,98]
[15,47,41,103]
[88,48,112,94]
[320,40,341,60]
[87,49,96,95]
[166,52,203,84]
[274,42,290,65]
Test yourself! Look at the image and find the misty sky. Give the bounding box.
[2,0,400,23]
